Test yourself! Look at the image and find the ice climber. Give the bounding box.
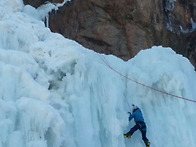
[124,104,150,147]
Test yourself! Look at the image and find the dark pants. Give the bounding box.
[126,121,149,146]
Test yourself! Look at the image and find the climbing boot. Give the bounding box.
[123,134,131,138]
[146,141,150,147]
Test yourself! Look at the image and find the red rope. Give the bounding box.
[98,54,196,103]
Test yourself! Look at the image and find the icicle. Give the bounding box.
[45,14,49,28]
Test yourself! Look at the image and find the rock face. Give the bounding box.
[24,0,196,68]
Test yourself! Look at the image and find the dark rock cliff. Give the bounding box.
[23,0,196,68]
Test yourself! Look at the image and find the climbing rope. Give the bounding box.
[98,53,196,103]
[124,94,132,112]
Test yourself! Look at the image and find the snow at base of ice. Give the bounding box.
[0,0,196,147]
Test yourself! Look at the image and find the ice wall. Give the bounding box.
[0,0,196,147]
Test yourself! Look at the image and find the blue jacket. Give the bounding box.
[129,108,145,122]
